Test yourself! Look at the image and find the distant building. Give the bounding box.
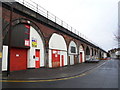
[111,2,120,59]
[108,48,120,59]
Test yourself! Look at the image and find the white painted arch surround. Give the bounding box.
[68,41,78,54]
[49,33,67,51]
[28,26,45,68]
[68,41,78,65]
[49,33,67,68]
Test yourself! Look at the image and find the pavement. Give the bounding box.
[2,59,119,88]
[2,60,107,80]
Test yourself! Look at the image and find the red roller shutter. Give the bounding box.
[10,48,27,71]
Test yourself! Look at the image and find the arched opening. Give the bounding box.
[85,46,90,61]
[94,49,97,59]
[68,41,78,65]
[101,52,104,59]
[94,49,96,55]
[2,24,45,71]
[49,33,67,68]
[96,50,98,59]
[91,48,94,56]
[79,45,85,63]
[99,51,102,59]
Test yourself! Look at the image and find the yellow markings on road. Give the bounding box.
[1,61,107,83]
[1,73,86,83]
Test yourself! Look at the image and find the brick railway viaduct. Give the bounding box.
[1,1,107,72]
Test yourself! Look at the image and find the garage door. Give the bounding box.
[10,48,27,71]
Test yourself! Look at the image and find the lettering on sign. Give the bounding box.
[32,37,37,47]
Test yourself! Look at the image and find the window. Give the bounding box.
[71,46,76,53]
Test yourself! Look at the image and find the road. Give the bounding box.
[2,59,119,88]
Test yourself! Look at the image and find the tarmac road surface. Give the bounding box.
[2,59,119,88]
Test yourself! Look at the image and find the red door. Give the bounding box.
[62,55,64,67]
[10,48,27,71]
[35,50,40,68]
[52,50,60,68]
[80,52,83,63]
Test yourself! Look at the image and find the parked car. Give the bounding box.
[85,58,99,63]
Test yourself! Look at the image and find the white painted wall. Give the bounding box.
[2,45,8,71]
[68,41,78,55]
[60,51,67,66]
[49,33,67,68]
[103,53,107,58]
[28,26,44,68]
[68,41,77,65]
[96,51,99,59]
[48,49,52,68]
[69,55,74,65]
[79,45,85,63]
[49,33,67,51]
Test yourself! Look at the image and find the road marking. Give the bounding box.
[1,61,107,82]
[1,73,86,83]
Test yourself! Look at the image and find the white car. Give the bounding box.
[85,58,99,63]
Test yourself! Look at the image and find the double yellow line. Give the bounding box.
[1,61,107,82]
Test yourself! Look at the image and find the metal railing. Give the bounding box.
[15,0,99,47]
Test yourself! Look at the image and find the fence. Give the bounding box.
[14,0,99,47]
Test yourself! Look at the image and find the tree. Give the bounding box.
[114,30,120,48]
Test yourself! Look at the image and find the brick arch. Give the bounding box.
[3,18,45,45]
[68,40,78,65]
[67,39,78,51]
[2,18,48,70]
[85,46,91,55]
[99,51,102,58]
[94,48,98,56]
[48,33,68,68]
[91,48,94,56]
[3,18,47,67]
[79,43,85,63]
[79,43,85,51]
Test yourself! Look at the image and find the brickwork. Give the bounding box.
[2,2,106,67]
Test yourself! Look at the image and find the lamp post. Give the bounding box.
[7,2,13,76]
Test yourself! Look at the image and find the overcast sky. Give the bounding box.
[26,0,119,51]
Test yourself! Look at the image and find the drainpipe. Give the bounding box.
[7,2,13,77]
